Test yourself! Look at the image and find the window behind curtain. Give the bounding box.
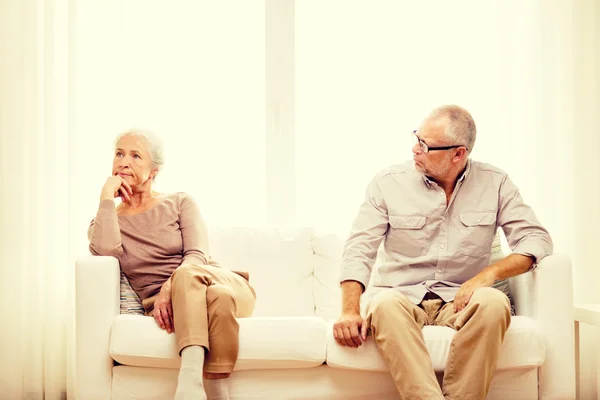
[76,1,265,253]
[295,1,545,235]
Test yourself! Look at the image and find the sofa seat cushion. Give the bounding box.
[326,316,545,372]
[110,315,327,370]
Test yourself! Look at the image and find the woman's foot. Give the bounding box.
[174,346,207,400]
[203,373,231,400]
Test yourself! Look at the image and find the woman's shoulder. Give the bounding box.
[154,191,192,201]
[170,191,195,201]
[162,192,199,209]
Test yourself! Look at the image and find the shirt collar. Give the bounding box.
[458,159,472,183]
[421,159,471,187]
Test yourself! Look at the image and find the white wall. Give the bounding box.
[573,0,600,397]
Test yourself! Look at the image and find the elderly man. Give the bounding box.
[333,105,552,400]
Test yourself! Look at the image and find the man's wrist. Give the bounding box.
[484,266,499,282]
[342,306,361,315]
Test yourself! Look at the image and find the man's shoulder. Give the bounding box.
[470,160,509,178]
[374,161,415,180]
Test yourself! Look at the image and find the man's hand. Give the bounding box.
[333,312,368,348]
[453,269,495,313]
[153,279,174,334]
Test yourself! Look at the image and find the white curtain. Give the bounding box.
[0,0,74,399]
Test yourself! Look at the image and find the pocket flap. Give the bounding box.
[459,211,496,227]
[389,214,426,229]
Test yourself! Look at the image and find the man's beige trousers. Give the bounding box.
[366,287,511,400]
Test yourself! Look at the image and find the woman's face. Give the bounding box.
[112,134,157,189]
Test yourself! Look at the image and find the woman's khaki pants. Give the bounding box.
[366,287,511,400]
[143,264,256,374]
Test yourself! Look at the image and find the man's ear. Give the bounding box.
[453,147,467,162]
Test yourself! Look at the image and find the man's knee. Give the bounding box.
[368,290,412,317]
[470,287,510,318]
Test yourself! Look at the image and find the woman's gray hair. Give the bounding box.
[429,105,477,154]
[114,128,165,180]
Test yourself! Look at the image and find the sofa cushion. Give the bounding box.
[120,271,144,315]
[208,227,316,317]
[110,315,327,370]
[325,316,545,372]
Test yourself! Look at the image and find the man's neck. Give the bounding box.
[434,162,469,199]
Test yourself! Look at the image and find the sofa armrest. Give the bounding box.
[508,254,575,400]
[75,255,120,400]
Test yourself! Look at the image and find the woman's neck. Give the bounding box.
[122,189,155,209]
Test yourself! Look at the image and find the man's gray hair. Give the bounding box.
[429,105,477,153]
[114,128,165,180]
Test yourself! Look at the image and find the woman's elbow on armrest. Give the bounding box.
[89,244,123,258]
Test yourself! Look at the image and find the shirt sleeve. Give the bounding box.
[339,175,389,290]
[179,193,210,267]
[88,199,123,258]
[497,174,553,268]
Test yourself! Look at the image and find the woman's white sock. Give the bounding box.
[203,376,230,400]
[174,346,206,400]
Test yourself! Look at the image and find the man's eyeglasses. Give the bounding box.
[413,130,468,154]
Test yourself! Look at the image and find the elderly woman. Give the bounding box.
[88,130,255,400]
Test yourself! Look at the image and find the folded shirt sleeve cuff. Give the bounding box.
[511,239,553,270]
[339,266,371,291]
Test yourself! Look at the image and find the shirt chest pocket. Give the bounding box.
[458,211,497,257]
[388,214,428,257]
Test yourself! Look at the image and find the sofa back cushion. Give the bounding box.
[208,226,316,317]
[119,226,317,317]
[313,233,346,320]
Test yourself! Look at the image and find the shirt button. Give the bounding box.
[440,244,445,249]
[437,269,442,273]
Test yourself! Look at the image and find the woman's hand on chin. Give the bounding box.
[100,175,133,203]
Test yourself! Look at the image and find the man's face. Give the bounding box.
[412,118,455,180]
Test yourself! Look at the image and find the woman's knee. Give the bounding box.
[206,285,236,314]
[171,264,195,284]
[171,264,209,288]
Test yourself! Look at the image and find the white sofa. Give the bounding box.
[75,227,576,400]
